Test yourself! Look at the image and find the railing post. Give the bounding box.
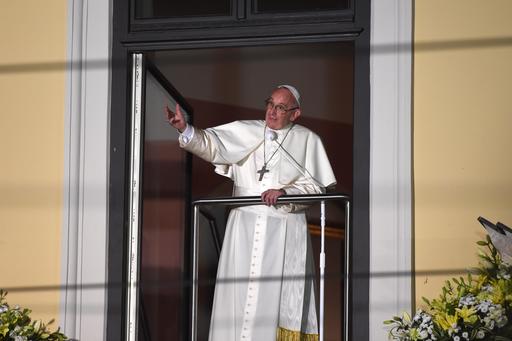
[319,200,326,341]
[344,200,351,341]
[191,205,199,341]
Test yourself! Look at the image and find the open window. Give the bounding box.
[125,41,355,340]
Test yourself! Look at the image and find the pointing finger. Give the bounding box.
[165,105,175,121]
[175,103,182,118]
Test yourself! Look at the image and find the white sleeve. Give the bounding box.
[178,124,195,144]
[281,179,324,196]
[278,176,325,213]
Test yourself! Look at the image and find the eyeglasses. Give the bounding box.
[264,99,299,115]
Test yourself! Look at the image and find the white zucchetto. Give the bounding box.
[277,84,301,107]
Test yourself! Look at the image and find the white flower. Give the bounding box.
[477,300,491,314]
[484,284,493,291]
[487,319,495,330]
[481,284,493,292]
[419,330,428,338]
[459,294,477,307]
[476,330,485,339]
[453,336,460,341]
[447,324,460,337]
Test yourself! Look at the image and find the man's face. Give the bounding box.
[265,88,301,130]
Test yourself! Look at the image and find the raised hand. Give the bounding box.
[165,103,187,132]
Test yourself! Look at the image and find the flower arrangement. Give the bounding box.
[385,236,512,341]
[0,290,68,341]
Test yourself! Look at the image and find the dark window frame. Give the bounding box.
[129,0,354,32]
[107,1,370,340]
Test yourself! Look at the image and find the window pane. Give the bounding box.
[138,71,192,340]
[135,0,231,19]
[255,0,349,13]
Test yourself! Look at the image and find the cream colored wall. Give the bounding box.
[0,1,66,325]
[414,0,512,306]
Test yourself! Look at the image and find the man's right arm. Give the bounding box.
[165,106,223,163]
[177,126,225,163]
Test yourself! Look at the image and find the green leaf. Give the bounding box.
[33,319,41,332]
[0,290,68,341]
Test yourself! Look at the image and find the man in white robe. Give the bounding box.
[166,85,336,341]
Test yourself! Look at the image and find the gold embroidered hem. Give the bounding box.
[276,327,319,341]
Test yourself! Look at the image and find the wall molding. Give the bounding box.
[61,0,111,340]
[369,0,413,339]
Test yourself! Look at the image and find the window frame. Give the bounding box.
[128,0,354,33]
[107,0,371,340]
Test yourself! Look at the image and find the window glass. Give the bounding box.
[135,0,232,19]
[254,0,349,13]
[138,70,192,340]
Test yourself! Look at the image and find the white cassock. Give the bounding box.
[179,120,336,341]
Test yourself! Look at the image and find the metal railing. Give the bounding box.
[191,193,350,341]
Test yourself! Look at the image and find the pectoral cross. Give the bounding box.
[257,164,269,181]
